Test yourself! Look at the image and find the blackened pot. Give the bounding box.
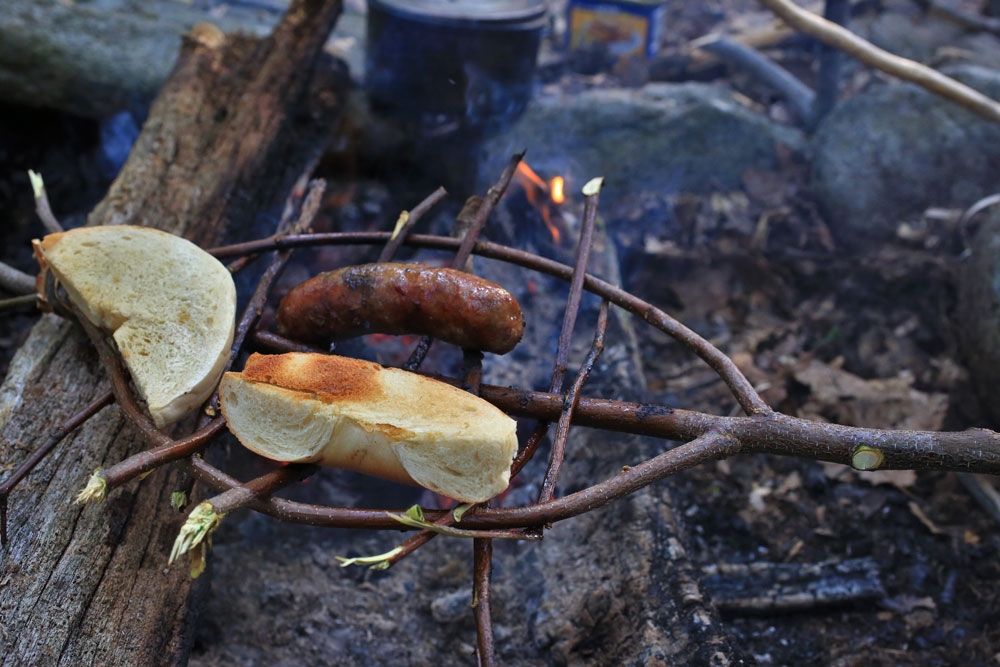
[366,0,547,135]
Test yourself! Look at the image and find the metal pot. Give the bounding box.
[366,0,547,136]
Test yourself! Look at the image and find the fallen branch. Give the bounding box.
[757,0,1000,124]
[692,36,815,121]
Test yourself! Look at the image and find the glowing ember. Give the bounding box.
[550,176,564,204]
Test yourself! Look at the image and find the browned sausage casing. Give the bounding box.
[277,263,525,354]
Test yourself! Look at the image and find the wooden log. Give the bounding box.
[0,1,345,664]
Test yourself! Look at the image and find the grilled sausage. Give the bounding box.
[277,263,524,354]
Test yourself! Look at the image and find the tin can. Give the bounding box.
[567,0,666,60]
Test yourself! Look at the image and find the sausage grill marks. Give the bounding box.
[277,263,525,355]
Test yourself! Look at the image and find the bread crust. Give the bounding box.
[221,353,519,502]
[242,352,384,403]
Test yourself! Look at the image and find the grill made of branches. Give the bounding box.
[4,154,1000,666]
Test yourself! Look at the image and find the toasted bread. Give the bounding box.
[34,225,236,428]
[219,353,518,503]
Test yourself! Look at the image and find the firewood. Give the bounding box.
[0,1,346,663]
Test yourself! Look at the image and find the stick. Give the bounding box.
[757,0,1000,124]
[27,170,64,234]
[538,299,609,503]
[403,153,524,371]
[473,531,497,667]
[702,557,884,613]
[169,462,318,574]
[377,186,447,263]
[513,179,605,476]
[811,0,849,125]
[0,294,37,312]
[694,37,815,122]
[0,261,36,296]
[179,431,741,530]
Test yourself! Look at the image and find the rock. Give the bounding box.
[479,82,806,216]
[430,589,473,624]
[811,65,1000,243]
[956,208,1000,424]
[0,0,368,118]
[858,7,966,63]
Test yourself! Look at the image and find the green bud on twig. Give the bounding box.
[335,546,405,570]
[452,503,474,523]
[170,491,188,511]
[169,501,221,576]
[27,170,44,200]
[389,210,409,240]
[74,470,107,504]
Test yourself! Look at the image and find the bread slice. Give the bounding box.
[219,353,518,503]
[34,225,236,428]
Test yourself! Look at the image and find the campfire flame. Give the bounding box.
[514,162,565,244]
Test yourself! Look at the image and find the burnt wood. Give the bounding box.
[0,1,345,664]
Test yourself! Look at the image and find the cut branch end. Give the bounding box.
[74,471,107,504]
[169,500,221,571]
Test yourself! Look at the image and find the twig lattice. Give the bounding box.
[4,157,1000,663]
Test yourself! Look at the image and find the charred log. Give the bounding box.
[0,1,346,664]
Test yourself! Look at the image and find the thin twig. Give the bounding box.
[169,463,318,573]
[227,179,326,372]
[208,463,318,515]
[473,530,497,667]
[180,431,740,530]
[451,152,524,272]
[538,299,609,503]
[0,294,37,313]
[93,419,227,496]
[378,186,448,263]
[252,329,325,354]
[757,0,1000,124]
[515,179,603,476]
[403,153,524,371]
[0,391,114,546]
[0,261,36,296]
[382,512,461,568]
[28,170,64,234]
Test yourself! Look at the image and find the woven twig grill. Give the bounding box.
[4,154,1000,664]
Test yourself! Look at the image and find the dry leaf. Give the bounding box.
[793,360,948,431]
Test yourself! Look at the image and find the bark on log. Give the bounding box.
[0,1,345,664]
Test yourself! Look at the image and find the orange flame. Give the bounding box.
[550,176,565,204]
[516,162,548,191]
[514,162,565,244]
